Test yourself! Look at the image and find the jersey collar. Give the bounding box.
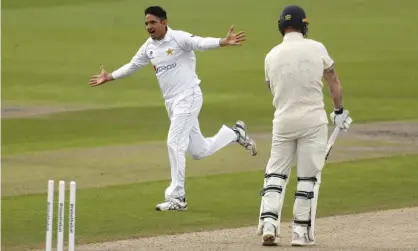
[150,26,172,44]
[162,26,173,42]
[283,32,304,41]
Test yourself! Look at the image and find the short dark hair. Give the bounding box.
[144,6,167,20]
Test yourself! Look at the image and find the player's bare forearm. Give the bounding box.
[324,65,343,109]
[105,73,114,81]
[219,38,228,47]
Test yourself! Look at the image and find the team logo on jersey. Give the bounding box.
[166,48,173,55]
[154,63,177,74]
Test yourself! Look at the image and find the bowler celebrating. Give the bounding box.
[89,6,257,211]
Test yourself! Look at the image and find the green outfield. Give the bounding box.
[2,0,418,250]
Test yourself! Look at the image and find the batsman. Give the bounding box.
[256,5,352,246]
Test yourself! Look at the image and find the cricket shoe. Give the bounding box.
[155,197,188,211]
[261,222,278,246]
[232,120,257,156]
[291,225,315,246]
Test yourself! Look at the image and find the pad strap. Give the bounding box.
[297,177,317,182]
[265,173,288,179]
[260,212,278,220]
[295,191,314,199]
[260,185,282,196]
[294,219,311,226]
[260,173,287,196]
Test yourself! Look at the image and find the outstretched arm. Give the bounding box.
[179,25,246,51]
[218,25,246,47]
[89,44,150,87]
[185,35,222,51]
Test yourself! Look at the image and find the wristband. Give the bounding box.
[334,107,344,115]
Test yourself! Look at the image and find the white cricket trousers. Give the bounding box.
[164,86,237,200]
[259,123,328,233]
[266,123,328,178]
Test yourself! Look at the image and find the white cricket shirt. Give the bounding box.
[111,27,221,100]
[265,32,334,133]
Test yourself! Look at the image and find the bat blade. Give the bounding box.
[325,127,341,161]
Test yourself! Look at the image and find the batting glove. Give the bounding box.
[330,107,352,132]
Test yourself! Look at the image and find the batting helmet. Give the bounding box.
[278,5,309,37]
